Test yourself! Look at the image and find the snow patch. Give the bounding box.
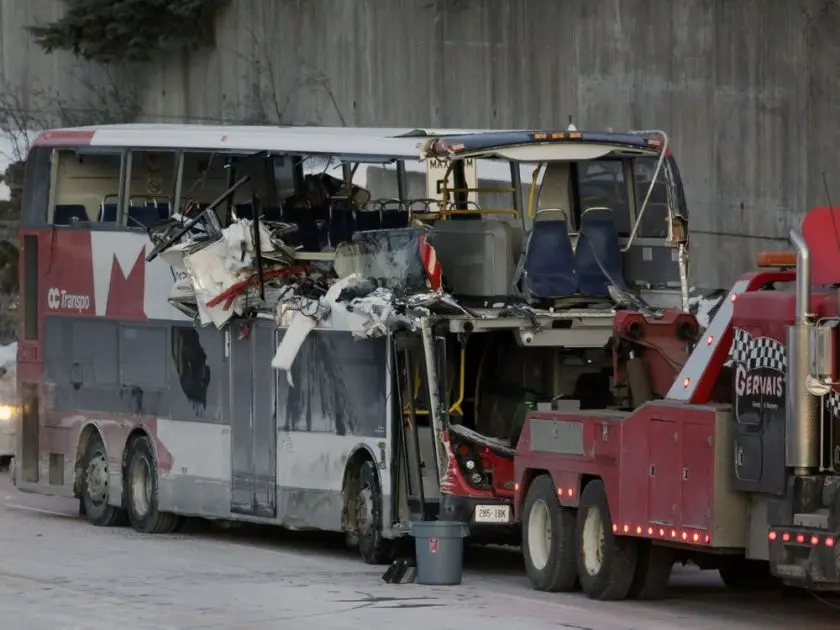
[0,342,17,402]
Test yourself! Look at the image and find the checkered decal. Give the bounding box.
[729,328,840,418]
[730,328,786,372]
[826,391,840,418]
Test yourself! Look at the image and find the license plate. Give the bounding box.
[474,504,511,523]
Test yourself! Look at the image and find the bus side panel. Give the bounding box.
[274,328,389,532]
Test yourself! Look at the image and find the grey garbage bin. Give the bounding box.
[410,520,469,585]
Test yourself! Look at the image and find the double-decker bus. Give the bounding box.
[12,124,690,563]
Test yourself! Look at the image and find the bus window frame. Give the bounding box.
[46,146,128,230]
[628,155,671,240]
[124,148,181,230]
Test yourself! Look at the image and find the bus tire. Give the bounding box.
[356,459,394,565]
[576,479,638,601]
[522,474,579,592]
[629,541,673,600]
[124,435,181,534]
[80,434,127,527]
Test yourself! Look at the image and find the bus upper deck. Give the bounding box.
[27,124,689,331]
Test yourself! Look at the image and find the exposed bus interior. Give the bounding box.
[389,323,620,527]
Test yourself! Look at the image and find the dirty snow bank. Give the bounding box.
[0,342,16,404]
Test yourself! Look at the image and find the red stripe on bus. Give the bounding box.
[33,130,96,146]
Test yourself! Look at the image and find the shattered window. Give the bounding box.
[576,160,632,236]
[632,157,669,239]
[51,149,122,225]
[125,150,178,229]
[179,152,275,227]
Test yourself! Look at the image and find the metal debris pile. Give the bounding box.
[144,178,474,359]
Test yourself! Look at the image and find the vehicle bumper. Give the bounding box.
[439,493,519,542]
[770,528,840,589]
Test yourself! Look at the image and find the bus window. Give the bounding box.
[124,150,178,230]
[50,149,122,227]
[632,157,669,239]
[179,152,275,226]
[576,160,632,236]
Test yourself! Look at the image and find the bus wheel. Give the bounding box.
[124,435,181,534]
[80,435,127,527]
[576,479,638,601]
[522,474,579,592]
[355,460,394,565]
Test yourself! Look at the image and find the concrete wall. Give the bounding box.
[2,0,840,289]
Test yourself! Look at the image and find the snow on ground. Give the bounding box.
[0,342,17,402]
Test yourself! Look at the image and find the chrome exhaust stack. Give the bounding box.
[786,228,820,475]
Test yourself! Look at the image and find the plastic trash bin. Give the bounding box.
[410,520,469,585]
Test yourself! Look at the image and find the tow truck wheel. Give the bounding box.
[124,435,182,534]
[629,541,673,600]
[576,479,638,601]
[522,474,579,592]
[80,435,127,527]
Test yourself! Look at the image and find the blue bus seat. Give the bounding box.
[575,207,625,297]
[155,202,170,219]
[521,209,576,299]
[98,203,118,223]
[354,209,382,231]
[53,204,89,226]
[127,205,163,229]
[329,203,356,246]
[381,207,409,229]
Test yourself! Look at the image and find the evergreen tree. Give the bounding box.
[28,0,230,63]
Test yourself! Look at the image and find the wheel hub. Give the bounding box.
[528,499,552,571]
[356,487,374,536]
[130,457,152,517]
[582,506,605,577]
[85,453,109,505]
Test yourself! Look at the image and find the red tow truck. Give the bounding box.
[513,205,840,600]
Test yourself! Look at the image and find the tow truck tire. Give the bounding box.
[356,460,396,565]
[576,479,638,601]
[124,435,182,534]
[629,541,673,600]
[522,474,579,592]
[80,435,127,527]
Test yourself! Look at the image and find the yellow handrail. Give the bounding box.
[527,163,545,219]
[402,343,467,418]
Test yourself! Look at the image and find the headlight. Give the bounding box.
[0,404,15,421]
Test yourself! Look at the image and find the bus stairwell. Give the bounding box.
[393,336,441,523]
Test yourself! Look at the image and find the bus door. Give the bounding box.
[392,330,449,523]
[227,319,277,518]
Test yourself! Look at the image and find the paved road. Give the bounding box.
[0,474,838,630]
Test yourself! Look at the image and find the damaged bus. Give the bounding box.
[12,124,690,563]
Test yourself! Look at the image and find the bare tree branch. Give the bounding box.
[227,25,347,126]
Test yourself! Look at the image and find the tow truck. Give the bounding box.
[513,205,840,600]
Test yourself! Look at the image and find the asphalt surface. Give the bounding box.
[0,472,838,629]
